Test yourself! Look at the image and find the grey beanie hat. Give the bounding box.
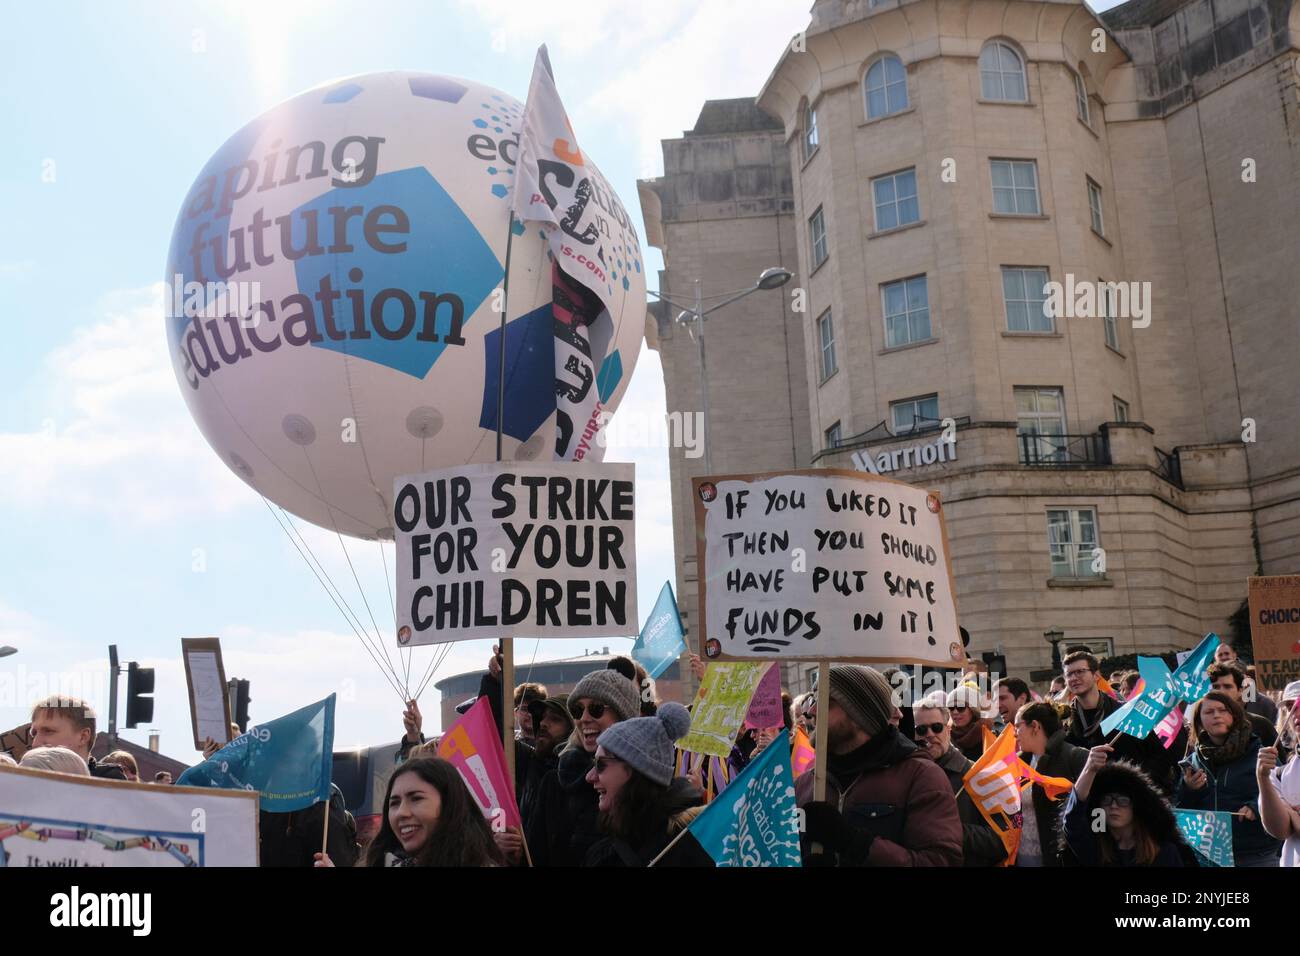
[596,702,692,786]
[569,668,640,722]
[828,665,895,737]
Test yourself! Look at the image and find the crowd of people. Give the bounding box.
[4,639,1298,869]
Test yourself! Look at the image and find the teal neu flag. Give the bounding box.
[178,695,335,812]
[1174,809,1234,867]
[1171,633,1221,703]
[632,581,686,680]
[1101,656,1178,740]
[687,734,802,867]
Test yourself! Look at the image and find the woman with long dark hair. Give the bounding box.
[1013,701,1088,867]
[1060,744,1192,865]
[1177,691,1282,867]
[582,702,712,867]
[318,757,503,867]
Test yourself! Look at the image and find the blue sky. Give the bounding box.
[0,0,1125,760]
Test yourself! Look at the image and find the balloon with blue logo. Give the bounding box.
[165,72,644,538]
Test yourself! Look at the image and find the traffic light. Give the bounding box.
[229,679,251,733]
[125,662,155,728]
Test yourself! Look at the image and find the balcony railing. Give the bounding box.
[1018,432,1110,467]
[1154,446,1183,488]
[833,415,971,451]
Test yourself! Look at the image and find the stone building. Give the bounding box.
[639,0,1300,687]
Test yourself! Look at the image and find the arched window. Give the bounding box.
[864,55,908,119]
[803,103,819,161]
[979,41,1027,102]
[1073,68,1091,125]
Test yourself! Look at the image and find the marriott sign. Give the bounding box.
[850,434,958,476]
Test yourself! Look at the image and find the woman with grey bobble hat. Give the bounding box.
[583,701,714,867]
[524,666,641,867]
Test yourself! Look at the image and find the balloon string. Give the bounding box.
[378,538,411,696]
[275,502,410,702]
[271,503,408,704]
[259,498,407,706]
[412,641,453,702]
[300,447,407,699]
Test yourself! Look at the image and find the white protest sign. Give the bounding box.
[182,637,231,750]
[693,469,963,665]
[0,764,258,867]
[395,462,637,644]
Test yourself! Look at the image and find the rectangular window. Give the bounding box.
[1074,71,1091,126]
[1087,178,1104,236]
[826,422,842,448]
[1016,386,1066,463]
[1047,507,1100,578]
[872,168,920,231]
[990,159,1041,215]
[1101,280,1119,350]
[809,207,828,268]
[1113,397,1130,422]
[1002,267,1053,332]
[817,310,837,381]
[882,275,932,348]
[890,394,940,435]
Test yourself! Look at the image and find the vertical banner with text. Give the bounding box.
[1247,576,1300,692]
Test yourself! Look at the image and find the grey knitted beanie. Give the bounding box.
[596,702,692,786]
[569,668,640,722]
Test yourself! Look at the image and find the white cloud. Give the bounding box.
[0,284,253,524]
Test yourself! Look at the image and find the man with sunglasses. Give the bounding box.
[913,694,1007,866]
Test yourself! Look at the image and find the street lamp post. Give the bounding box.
[1044,627,1065,672]
[646,267,792,474]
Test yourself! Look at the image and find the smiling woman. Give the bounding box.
[350,757,503,867]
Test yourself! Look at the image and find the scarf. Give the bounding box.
[1194,716,1253,770]
[952,716,989,754]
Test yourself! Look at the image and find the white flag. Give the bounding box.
[513,45,645,460]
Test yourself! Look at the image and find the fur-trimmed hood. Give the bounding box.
[1058,759,1184,852]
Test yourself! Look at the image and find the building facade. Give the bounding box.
[640,0,1300,686]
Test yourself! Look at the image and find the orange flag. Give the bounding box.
[792,727,816,778]
[1098,675,1119,700]
[962,726,1024,865]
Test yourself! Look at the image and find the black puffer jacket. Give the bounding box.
[584,777,713,867]
[525,745,600,867]
[1020,729,1088,867]
[1059,760,1195,866]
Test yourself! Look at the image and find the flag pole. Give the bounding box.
[497,211,518,794]
[321,796,330,859]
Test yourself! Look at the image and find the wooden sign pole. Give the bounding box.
[813,659,830,803]
[502,639,516,788]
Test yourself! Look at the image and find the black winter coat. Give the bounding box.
[526,745,601,867]
[583,777,713,867]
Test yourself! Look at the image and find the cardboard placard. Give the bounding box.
[0,763,259,867]
[692,468,962,665]
[182,637,232,751]
[1247,575,1300,692]
[395,462,637,644]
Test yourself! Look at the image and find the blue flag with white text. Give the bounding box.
[1101,656,1179,740]
[687,734,802,867]
[177,695,335,812]
[632,581,687,680]
[1174,809,1234,867]
[1171,633,1220,703]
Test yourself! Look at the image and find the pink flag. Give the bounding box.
[1155,704,1184,750]
[743,663,783,730]
[436,696,522,829]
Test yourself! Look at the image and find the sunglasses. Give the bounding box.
[569,701,608,720]
[593,756,623,774]
[914,723,946,738]
[1099,794,1132,808]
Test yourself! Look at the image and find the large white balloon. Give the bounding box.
[165,72,645,538]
